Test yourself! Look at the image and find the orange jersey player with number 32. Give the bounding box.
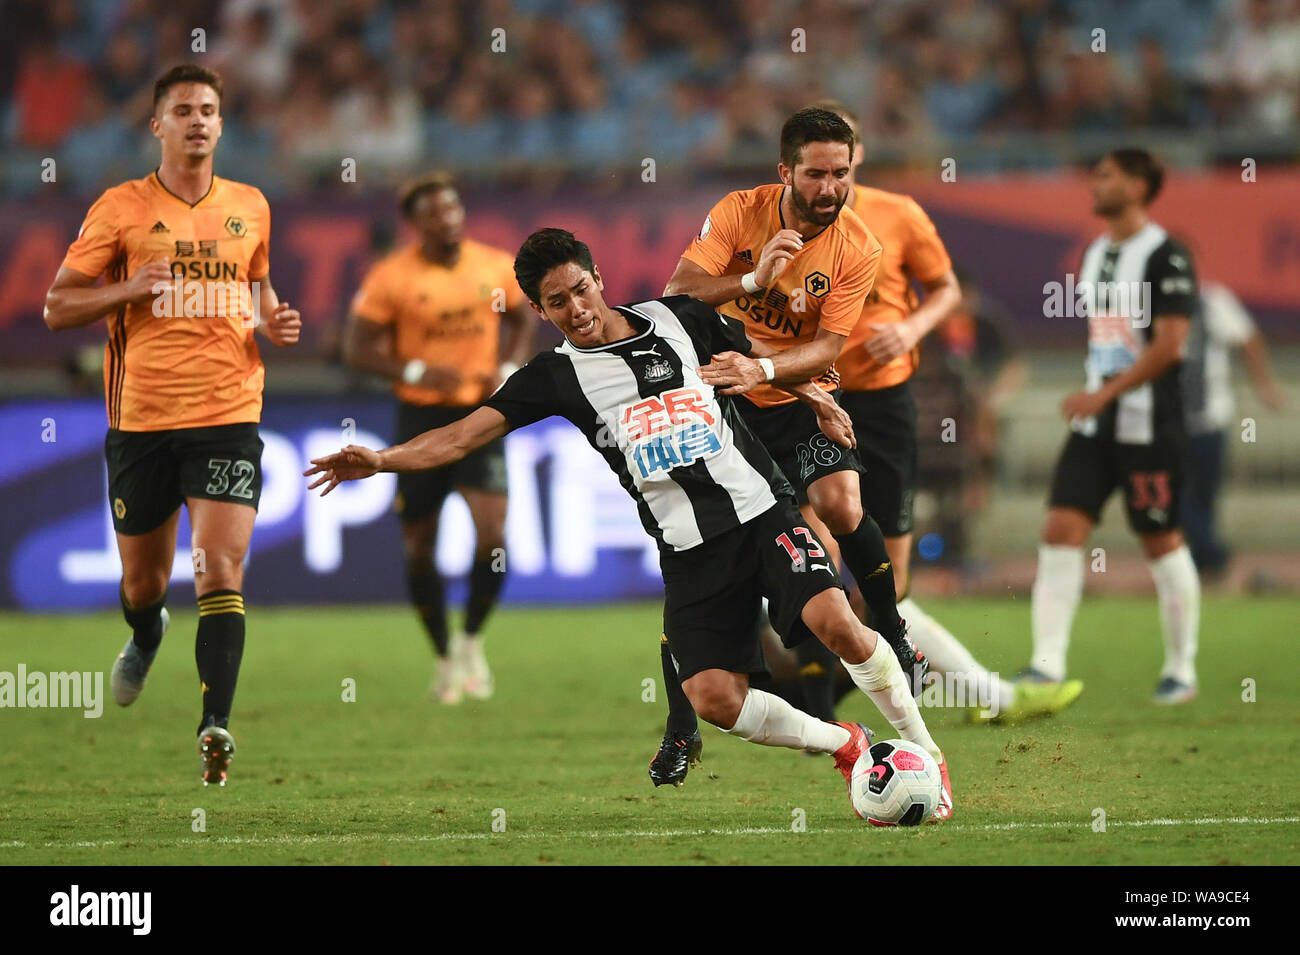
[43,65,301,787]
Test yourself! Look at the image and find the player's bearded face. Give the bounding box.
[1091,159,1133,216]
[786,142,852,226]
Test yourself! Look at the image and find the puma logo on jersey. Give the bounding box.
[632,346,661,357]
[809,562,831,573]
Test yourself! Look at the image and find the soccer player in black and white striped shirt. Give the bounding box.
[306,229,952,816]
[1023,149,1202,704]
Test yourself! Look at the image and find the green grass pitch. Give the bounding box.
[1,596,1297,865]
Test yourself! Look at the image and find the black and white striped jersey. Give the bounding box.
[1074,221,1198,445]
[485,295,795,551]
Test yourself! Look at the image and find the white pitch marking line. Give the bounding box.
[2,815,1297,849]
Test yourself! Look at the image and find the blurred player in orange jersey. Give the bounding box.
[808,101,1083,725]
[43,65,302,786]
[343,172,532,703]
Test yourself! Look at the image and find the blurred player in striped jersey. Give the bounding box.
[344,173,532,703]
[1023,150,1201,703]
[43,65,302,785]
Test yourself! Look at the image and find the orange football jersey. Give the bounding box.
[351,239,524,407]
[681,183,882,407]
[61,172,271,431]
[836,185,952,390]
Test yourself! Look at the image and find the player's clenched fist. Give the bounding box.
[304,445,383,496]
[125,259,175,304]
[754,229,803,288]
[264,301,302,346]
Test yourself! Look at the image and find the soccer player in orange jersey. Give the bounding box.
[814,102,1084,725]
[43,65,302,786]
[653,108,950,819]
[344,172,532,703]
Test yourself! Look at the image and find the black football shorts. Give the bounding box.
[661,501,845,682]
[393,402,509,523]
[736,391,864,506]
[839,381,917,538]
[104,422,264,535]
[1048,407,1185,535]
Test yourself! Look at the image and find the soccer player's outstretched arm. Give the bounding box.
[305,407,509,496]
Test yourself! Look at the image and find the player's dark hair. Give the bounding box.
[810,99,859,129]
[514,228,596,305]
[780,107,855,170]
[153,64,223,113]
[1107,148,1165,204]
[399,171,459,219]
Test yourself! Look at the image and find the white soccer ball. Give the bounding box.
[850,739,942,826]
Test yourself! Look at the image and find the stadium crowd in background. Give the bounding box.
[4,0,1300,198]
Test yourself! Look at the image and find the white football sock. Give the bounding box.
[1148,544,1200,685]
[723,688,850,753]
[1030,545,1084,681]
[841,638,941,762]
[898,596,1015,713]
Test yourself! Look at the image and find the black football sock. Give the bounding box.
[120,583,166,654]
[832,515,903,638]
[661,637,699,738]
[195,590,245,735]
[795,638,840,721]
[406,561,449,656]
[464,551,505,636]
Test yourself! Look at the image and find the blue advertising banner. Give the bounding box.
[1,398,665,610]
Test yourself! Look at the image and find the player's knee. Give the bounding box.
[121,571,167,609]
[402,538,434,562]
[819,617,870,665]
[1141,530,1183,559]
[194,551,244,590]
[819,496,863,537]
[1042,510,1088,547]
[684,682,743,729]
[475,526,506,555]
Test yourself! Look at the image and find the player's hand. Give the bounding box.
[419,365,463,393]
[754,229,803,288]
[699,351,765,395]
[125,259,174,305]
[304,445,383,496]
[1259,383,1286,412]
[865,320,920,364]
[1061,389,1110,420]
[264,302,302,346]
[813,397,856,449]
